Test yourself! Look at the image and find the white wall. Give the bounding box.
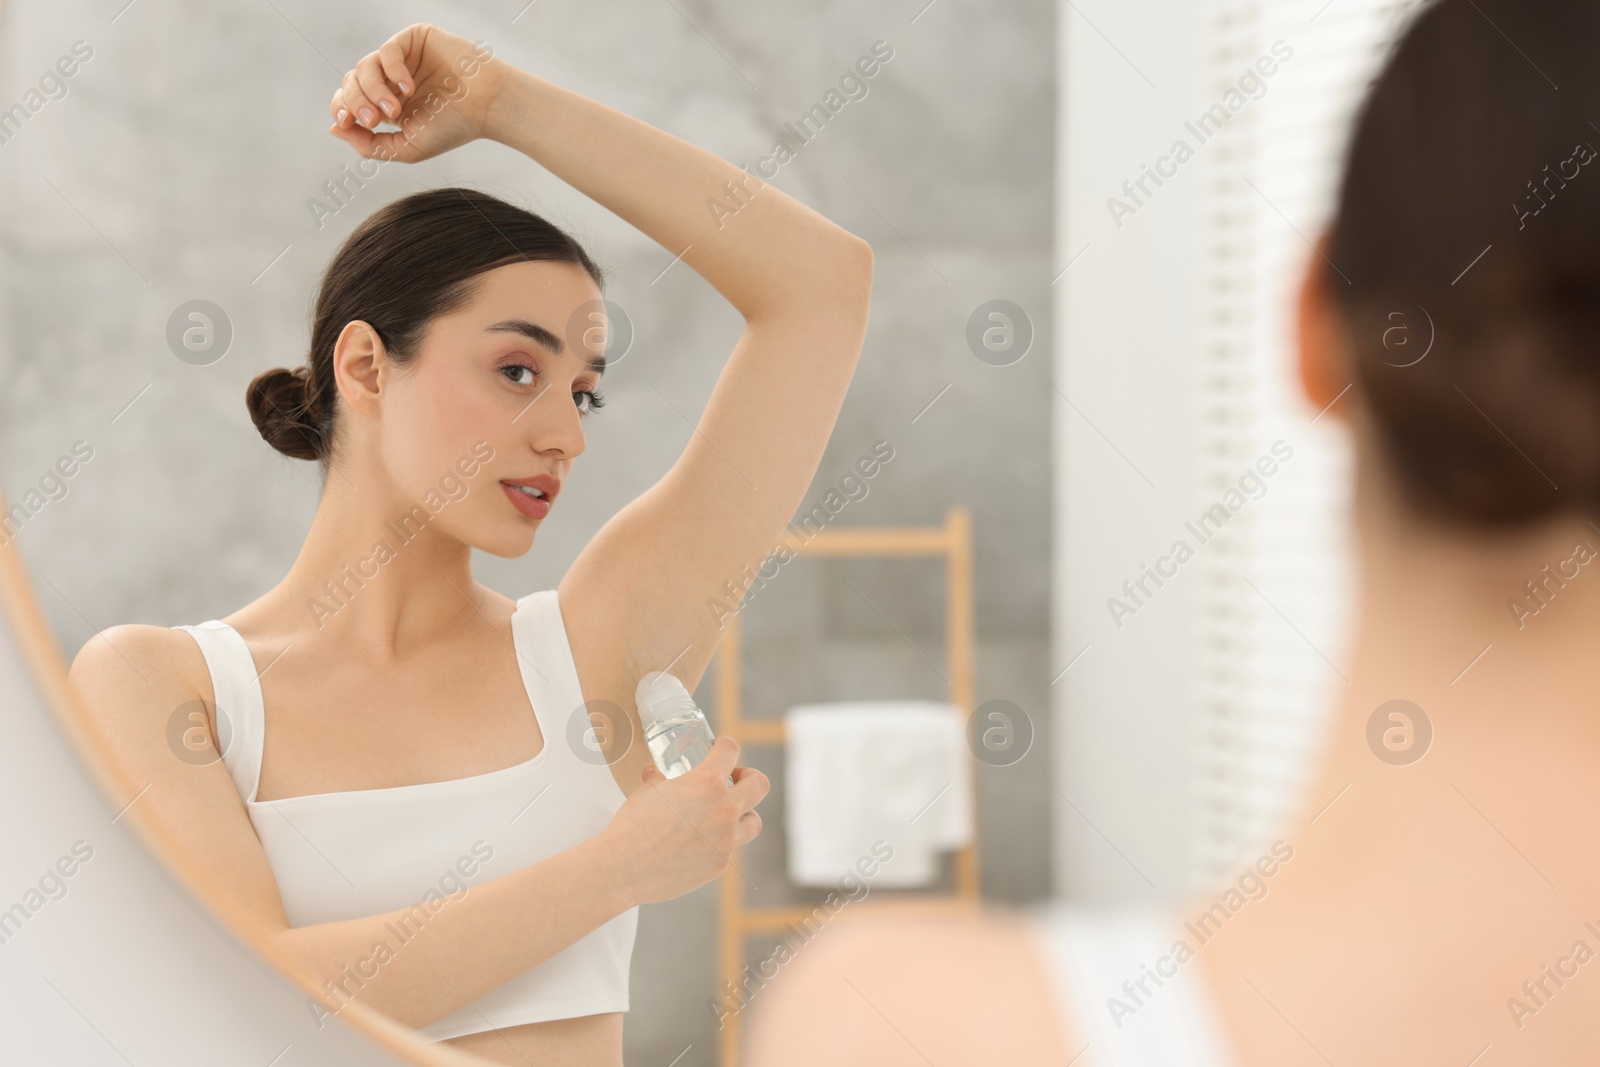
[1054,0,1427,903]
[1054,0,1206,904]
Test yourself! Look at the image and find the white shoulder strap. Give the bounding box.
[1030,904,1237,1067]
[173,621,265,805]
[512,589,595,771]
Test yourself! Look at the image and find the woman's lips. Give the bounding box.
[501,481,551,519]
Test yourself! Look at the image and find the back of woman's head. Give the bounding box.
[247,187,603,466]
[1330,0,1600,526]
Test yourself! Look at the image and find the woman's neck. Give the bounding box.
[1338,458,1600,767]
[251,457,491,656]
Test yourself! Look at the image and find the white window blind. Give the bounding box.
[1192,0,1425,885]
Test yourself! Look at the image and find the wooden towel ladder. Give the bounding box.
[713,504,980,1067]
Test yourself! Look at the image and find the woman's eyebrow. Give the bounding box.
[485,318,607,375]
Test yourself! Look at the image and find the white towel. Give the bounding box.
[784,701,973,888]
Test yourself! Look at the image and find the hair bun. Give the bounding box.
[246,366,324,461]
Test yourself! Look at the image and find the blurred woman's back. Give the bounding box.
[748,2,1600,1063]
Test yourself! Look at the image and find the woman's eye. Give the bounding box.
[501,364,535,386]
[575,389,606,415]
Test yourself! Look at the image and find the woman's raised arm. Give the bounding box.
[331,22,873,726]
[495,58,876,694]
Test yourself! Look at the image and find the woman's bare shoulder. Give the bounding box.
[64,621,292,925]
[67,623,215,723]
[744,904,1075,1067]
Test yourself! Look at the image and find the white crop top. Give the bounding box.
[1028,904,1237,1066]
[174,588,638,1040]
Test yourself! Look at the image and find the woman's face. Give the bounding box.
[371,260,608,558]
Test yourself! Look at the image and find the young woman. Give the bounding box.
[749,1,1600,1064]
[68,23,872,1066]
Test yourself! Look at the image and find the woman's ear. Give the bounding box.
[332,320,387,420]
[1297,232,1353,422]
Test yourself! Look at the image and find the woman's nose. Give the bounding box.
[532,397,586,459]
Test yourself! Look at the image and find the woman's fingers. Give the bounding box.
[326,119,409,162]
[328,84,352,128]
[730,766,771,810]
[332,47,409,135]
[376,40,414,99]
[340,68,379,129]
[355,53,401,122]
[735,810,763,847]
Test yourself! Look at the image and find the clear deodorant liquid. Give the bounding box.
[635,670,717,778]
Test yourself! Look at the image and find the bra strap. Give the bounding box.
[173,621,266,805]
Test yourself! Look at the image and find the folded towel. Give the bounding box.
[784,701,973,888]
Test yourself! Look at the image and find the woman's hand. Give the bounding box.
[603,737,769,906]
[327,24,508,163]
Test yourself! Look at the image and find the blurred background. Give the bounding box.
[0,0,1422,1064]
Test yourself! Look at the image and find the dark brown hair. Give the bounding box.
[247,187,604,464]
[1328,0,1600,526]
